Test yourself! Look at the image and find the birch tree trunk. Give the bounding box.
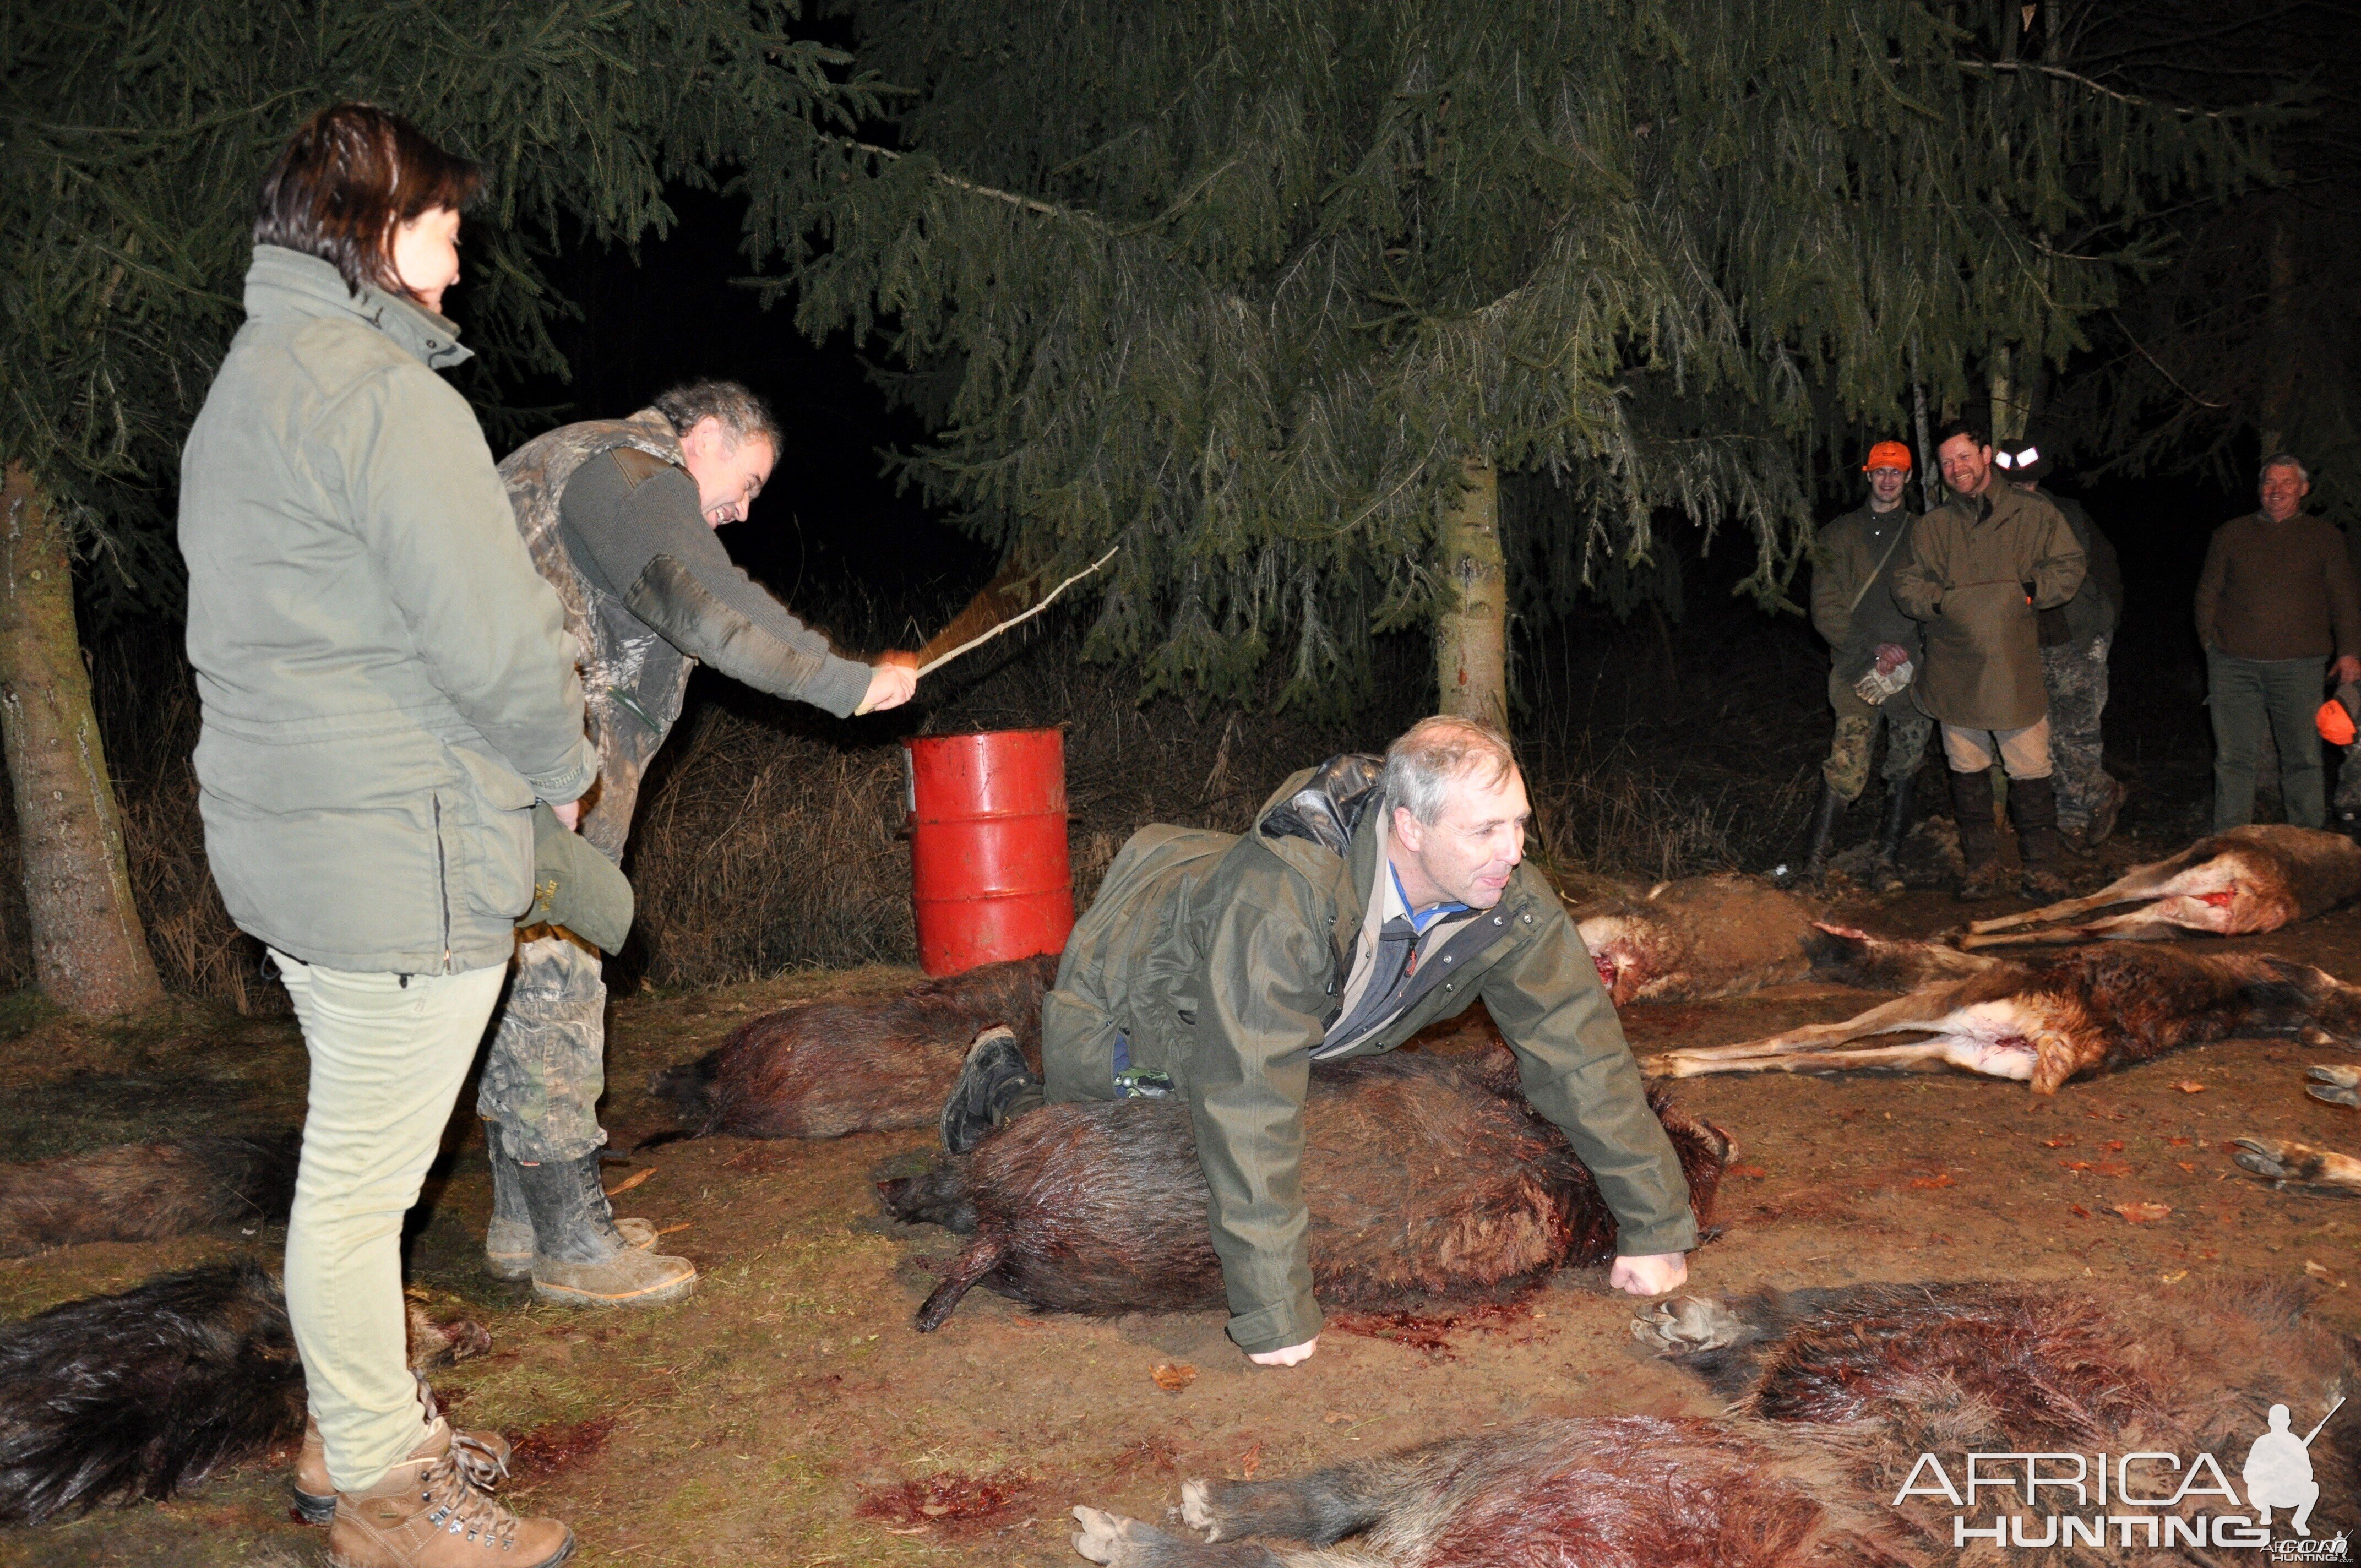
[0,462,162,1014]
[1435,458,1508,736]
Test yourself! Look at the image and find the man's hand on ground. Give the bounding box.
[551,799,582,831]
[1247,1336,1318,1367]
[857,660,919,715]
[1609,1253,1688,1297]
[2333,655,2361,687]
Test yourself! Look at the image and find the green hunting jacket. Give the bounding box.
[1892,482,2085,729]
[1041,758,1696,1355]
[1809,503,1922,706]
[181,247,597,975]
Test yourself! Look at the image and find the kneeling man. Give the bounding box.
[942,716,1695,1366]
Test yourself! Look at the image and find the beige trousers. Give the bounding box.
[273,950,506,1492]
[1940,716,2053,780]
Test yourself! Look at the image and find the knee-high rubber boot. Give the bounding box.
[1798,781,1845,883]
[2011,775,2070,899]
[1872,773,1916,894]
[1950,768,2007,902]
[514,1152,697,1308]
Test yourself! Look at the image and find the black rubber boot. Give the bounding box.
[941,1026,1040,1155]
[1950,767,2007,902]
[513,1152,697,1307]
[1872,772,1916,893]
[2012,775,2070,899]
[1798,780,1845,882]
[483,1123,656,1282]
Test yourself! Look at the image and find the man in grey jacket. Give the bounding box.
[478,380,917,1306]
[1892,420,2085,901]
[940,717,1696,1367]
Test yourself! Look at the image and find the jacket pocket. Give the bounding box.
[441,742,537,925]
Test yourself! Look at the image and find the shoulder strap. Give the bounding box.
[1847,516,1911,618]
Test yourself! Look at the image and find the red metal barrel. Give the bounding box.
[903,728,1075,976]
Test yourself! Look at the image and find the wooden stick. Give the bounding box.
[916,546,1120,678]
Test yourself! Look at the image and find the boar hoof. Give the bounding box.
[1071,1506,1171,1565]
[1631,1294,1747,1355]
[1179,1478,1220,1538]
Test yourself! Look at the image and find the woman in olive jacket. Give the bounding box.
[178,106,588,1568]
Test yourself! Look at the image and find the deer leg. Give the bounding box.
[2308,1065,2361,1109]
[1642,986,1979,1075]
[1648,1035,2042,1081]
[1957,913,2194,951]
[2234,1139,2361,1194]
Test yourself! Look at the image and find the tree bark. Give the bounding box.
[0,462,163,1014]
[1435,458,1508,736]
[2260,206,2295,455]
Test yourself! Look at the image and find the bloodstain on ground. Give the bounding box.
[852,1468,1036,1533]
[508,1415,617,1475]
[1327,1291,1554,1358]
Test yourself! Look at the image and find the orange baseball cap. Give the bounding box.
[1862,440,1913,473]
[2319,699,2357,747]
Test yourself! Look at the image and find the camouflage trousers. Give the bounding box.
[2041,635,2115,832]
[1822,684,1934,802]
[474,931,610,1162]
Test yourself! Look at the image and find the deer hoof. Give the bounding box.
[2306,1064,2360,1109]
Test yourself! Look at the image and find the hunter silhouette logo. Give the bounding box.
[2246,1398,2341,1538]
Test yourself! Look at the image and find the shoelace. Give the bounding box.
[415,1376,510,1491]
[417,1450,523,1549]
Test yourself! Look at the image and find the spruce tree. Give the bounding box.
[769,0,2267,721]
[1,0,868,1012]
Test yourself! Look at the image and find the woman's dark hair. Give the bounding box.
[253,104,482,302]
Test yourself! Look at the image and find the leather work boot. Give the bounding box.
[482,1122,656,1282]
[2011,775,2070,899]
[327,1417,571,1568]
[1950,768,2009,902]
[513,1153,698,1308]
[942,1026,1041,1155]
[1871,772,1916,894]
[297,1378,512,1526]
[2082,775,2127,851]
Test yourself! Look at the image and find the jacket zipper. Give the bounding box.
[432,796,453,973]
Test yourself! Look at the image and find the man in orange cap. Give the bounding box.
[1792,439,1930,890]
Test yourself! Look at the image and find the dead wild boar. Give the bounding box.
[1962,823,2361,950]
[1573,874,1822,1005]
[1070,1281,2359,1567]
[0,1133,298,1258]
[647,952,1059,1139]
[1645,942,2361,1092]
[0,1259,488,1525]
[878,1046,1733,1331]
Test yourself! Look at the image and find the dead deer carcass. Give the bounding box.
[1960,824,2361,950]
[1574,875,1821,1005]
[1642,942,2361,1092]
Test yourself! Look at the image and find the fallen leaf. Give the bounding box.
[2114,1202,2172,1224]
[603,1167,655,1197]
[2159,1270,2188,1284]
[2041,1136,2076,1148]
[1908,1174,1955,1189]
[2177,1162,2196,1173]
[1323,1412,1354,1425]
[2102,1140,2126,1153]
[2168,1137,2194,1147]
[2304,1260,2333,1280]
[1150,1363,1198,1392]
[2069,1204,2091,1218]
[1728,1164,1766,1178]
[1237,1442,1264,1482]
[2174,1081,2207,1095]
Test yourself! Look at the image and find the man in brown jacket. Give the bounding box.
[1892,420,2086,901]
[2195,454,2361,830]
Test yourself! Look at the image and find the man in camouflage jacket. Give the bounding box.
[482,379,916,1306]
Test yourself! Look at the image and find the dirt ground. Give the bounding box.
[2,832,2358,1567]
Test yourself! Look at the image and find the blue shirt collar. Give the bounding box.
[1390,863,1469,935]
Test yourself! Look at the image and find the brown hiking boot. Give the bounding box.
[327,1418,571,1568]
[297,1382,513,1525]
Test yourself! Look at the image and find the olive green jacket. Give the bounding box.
[1041,760,1696,1355]
[180,247,596,974]
[1809,503,1922,705]
[1892,483,2085,729]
